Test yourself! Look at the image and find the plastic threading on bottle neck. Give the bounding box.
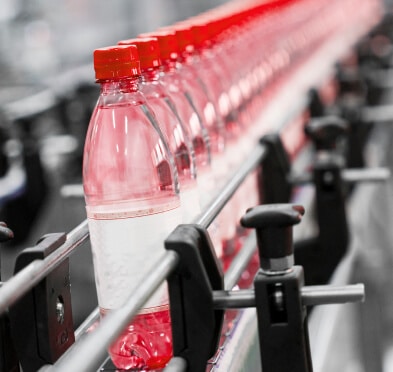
[160,58,178,72]
[96,76,141,93]
[140,67,161,82]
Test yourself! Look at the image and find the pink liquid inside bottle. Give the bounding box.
[83,45,181,370]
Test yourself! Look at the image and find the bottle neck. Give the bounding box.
[161,59,177,73]
[99,76,140,94]
[177,51,194,65]
[141,68,160,82]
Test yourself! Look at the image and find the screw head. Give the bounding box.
[323,171,334,184]
[56,297,65,324]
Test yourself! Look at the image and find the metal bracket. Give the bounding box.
[8,233,74,372]
[240,204,313,371]
[239,204,365,372]
[255,266,313,372]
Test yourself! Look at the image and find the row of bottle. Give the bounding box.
[82,0,381,370]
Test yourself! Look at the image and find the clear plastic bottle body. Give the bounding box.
[159,61,216,208]
[83,78,181,370]
[192,29,253,265]
[193,47,238,139]
[159,60,222,257]
[177,55,237,263]
[176,56,225,160]
[159,61,211,175]
[139,69,200,223]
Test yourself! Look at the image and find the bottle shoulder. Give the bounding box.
[140,79,168,99]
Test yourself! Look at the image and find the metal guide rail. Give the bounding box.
[1,6,392,372]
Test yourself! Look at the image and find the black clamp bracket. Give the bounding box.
[259,134,292,205]
[164,206,365,372]
[308,75,371,169]
[242,204,312,372]
[240,204,364,372]
[8,233,74,372]
[291,116,390,284]
[0,223,19,372]
[165,224,224,372]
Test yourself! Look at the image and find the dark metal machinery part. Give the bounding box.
[8,233,75,372]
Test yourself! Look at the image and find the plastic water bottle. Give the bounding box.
[137,31,212,186]
[83,45,181,370]
[163,26,227,171]
[137,29,223,258]
[183,16,256,267]
[136,31,213,200]
[118,37,200,223]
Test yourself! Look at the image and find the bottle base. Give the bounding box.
[102,306,173,371]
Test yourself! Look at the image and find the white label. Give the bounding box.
[88,206,181,310]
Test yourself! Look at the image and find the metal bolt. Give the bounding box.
[56,297,65,324]
[323,171,334,184]
[274,286,285,312]
[0,222,14,242]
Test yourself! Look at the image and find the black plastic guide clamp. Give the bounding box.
[304,115,348,151]
[8,233,74,372]
[164,204,364,372]
[292,115,390,284]
[165,224,224,372]
[293,117,349,285]
[241,204,313,372]
[308,78,370,169]
[0,223,19,372]
[259,134,292,204]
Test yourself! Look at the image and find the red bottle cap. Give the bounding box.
[160,23,194,54]
[192,14,224,42]
[94,45,140,81]
[118,37,161,71]
[181,20,210,50]
[138,30,179,62]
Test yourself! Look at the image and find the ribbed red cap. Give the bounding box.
[138,30,179,62]
[197,16,223,41]
[184,20,210,50]
[118,37,161,71]
[161,24,194,54]
[93,45,140,81]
